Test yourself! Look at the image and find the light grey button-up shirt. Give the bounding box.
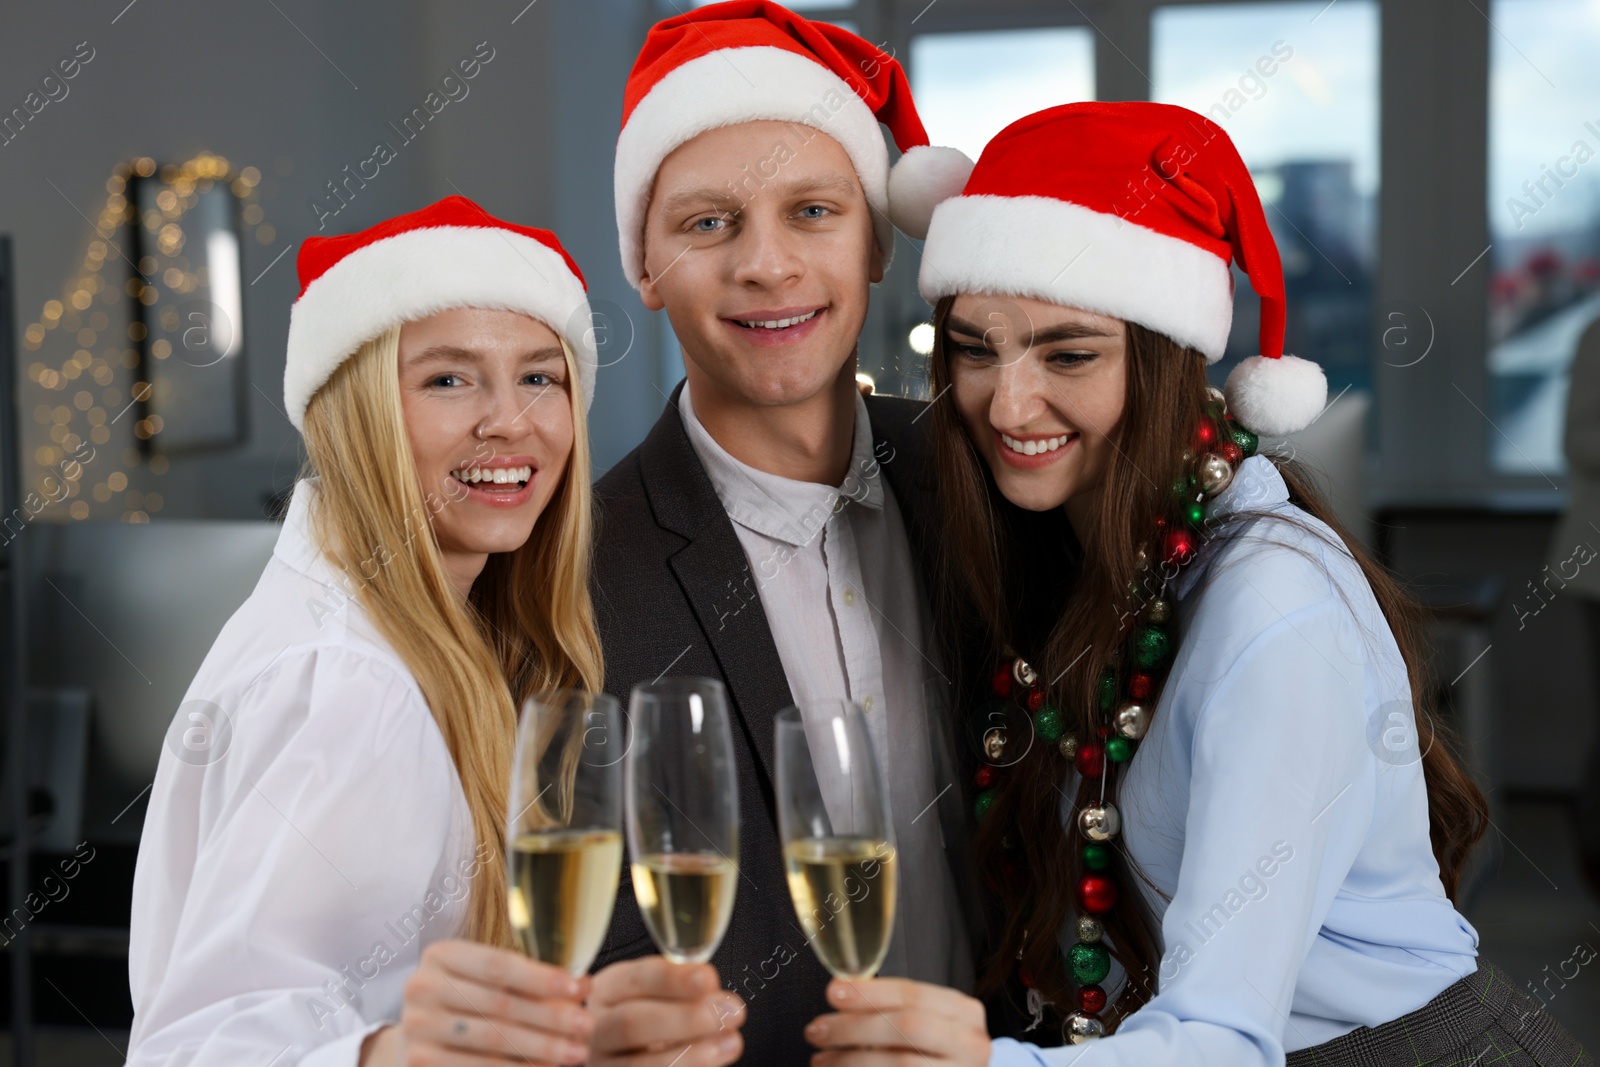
[679,382,974,991]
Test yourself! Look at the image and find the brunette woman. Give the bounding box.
[803,103,1592,1067]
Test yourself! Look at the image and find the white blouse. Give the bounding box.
[128,478,478,1066]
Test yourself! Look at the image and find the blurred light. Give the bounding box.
[908,322,935,356]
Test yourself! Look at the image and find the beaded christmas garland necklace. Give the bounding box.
[970,387,1260,1043]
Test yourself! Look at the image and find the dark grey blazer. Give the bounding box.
[590,381,983,1065]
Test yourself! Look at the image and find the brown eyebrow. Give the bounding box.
[945,315,1119,346]
[656,172,862,219]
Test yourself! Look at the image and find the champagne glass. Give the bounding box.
[625,677,740,963]
[775,700,898,979]
[506,690,624,975]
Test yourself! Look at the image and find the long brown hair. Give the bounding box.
[301,326,604,948]
[925,295,1489,1029]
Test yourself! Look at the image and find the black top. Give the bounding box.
[590,382,984,1064]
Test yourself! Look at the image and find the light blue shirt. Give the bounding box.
[991,455,1479,1067]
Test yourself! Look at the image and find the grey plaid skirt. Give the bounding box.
[1286,959,1592,1067]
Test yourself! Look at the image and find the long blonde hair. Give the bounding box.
[301,324,604,948]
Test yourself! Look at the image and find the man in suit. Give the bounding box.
[581,5,984,1066]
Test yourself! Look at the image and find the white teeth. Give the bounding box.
[1000,433,1073,456]
[451,465,532,485]
[735,309,820,329]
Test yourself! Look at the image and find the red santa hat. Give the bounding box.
[614,0,972,289]
[918,102,1327,437]
[284,195,598,431]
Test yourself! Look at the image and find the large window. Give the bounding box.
[1486,0,1600,476]
[1152,1,1380,402]
[909,28,1095,164]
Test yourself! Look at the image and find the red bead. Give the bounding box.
[1161,528,1198,568]
[1153,515,1168,530]
[1078,985,1108,1013]
[1221,441,1244,465]
[1129,672,1155,700]
[1074,742,1105,779]
[1025,688,1045,712]
[991,665,1013,698]
[1194,420,1219,451]
[1019,965,1035,988]
[1096,724,1110,739]
[974,765,996,789]
[1077,874,1119,914]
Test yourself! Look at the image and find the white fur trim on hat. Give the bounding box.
[887,145,973,240]
[919,194,1235,361]
[1223,353,1327,437]
[614,45,893,289]
[284,226,599,431]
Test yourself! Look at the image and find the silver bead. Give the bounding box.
[1107,646,1123,668]
[1206,385,1228,408]
[1114,702,1150,741]
[1147,597,1172,625]
[1132,546,1150,572]
[1196,452,1234,497]
[1012,657,1039,688]
[1075,916,1104,943]
[1058,733,1081,761]
[1065,1012,1105,1042]
[984,728,1007,761]
[1180,446,1196,465]
[1078,802,1121,842]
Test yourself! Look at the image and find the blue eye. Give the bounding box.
[949,339,989,360]
[693,215,728,232]
[430,373,462,388]
[799,204,830,219]
[524,372,558,387]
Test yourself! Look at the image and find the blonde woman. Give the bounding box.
[128,197,606,1066]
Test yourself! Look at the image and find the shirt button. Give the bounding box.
[862,695,874,712]
[843,588,857,607]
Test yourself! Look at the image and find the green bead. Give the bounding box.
[1105,736,1133,763]
[974,789,997,821]
[1133,626,1170,669]
[1232,425,1259,457]
[1170,472,1191,499]
[1096,670,1117,712]
[1034,706,1065,744]
[1068,941,1112,985]
[1083,843,1112,870]
[1182,499,1206,528]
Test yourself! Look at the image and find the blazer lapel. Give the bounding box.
[638,384,793,793]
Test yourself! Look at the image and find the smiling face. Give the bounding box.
[945,294,1129,522]
[397,306,574,592]
[637,120,883,410]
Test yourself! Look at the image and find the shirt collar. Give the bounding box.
[678,380,884,548]
[273,477,348,591]
[1170,454,1289,601]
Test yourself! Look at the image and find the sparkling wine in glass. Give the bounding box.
[625,677,740,964]
[506,690,624,975]
[776,700,898,979]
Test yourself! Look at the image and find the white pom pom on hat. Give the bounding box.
[1223,354,1328,438]
[888,145,975,240]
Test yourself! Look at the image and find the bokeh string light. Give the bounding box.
[20,152,270,523]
